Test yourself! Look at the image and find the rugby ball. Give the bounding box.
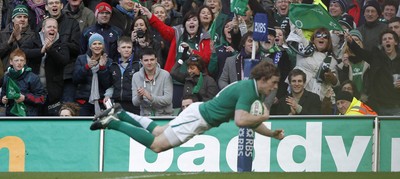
[250,100,264,116]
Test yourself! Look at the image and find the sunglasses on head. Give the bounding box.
[315,32,328,39]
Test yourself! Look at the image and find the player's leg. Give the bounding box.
[91,112,169,151]
[95,104,158,134]
[108,120,156,149]
[91,114,173,152]
[115,109,157,134]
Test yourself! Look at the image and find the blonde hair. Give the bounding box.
[151,3,166,13]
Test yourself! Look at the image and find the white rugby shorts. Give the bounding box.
[163,102,211,147]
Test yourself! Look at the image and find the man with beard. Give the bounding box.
[271,69,322,115]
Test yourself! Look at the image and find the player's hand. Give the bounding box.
[261,103,270,119]
[272,129,285,140]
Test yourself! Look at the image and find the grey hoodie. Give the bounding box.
[132,65,173,116]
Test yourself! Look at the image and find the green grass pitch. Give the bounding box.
[1,172,399,179]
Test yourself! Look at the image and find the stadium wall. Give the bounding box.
[0,116,399,172]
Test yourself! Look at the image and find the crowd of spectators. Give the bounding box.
[0,0,400,116]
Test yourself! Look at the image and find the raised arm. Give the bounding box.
[139,5,176,42]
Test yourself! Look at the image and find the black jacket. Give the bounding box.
[271,90,322,115]
[55,14,81,79]
[109,59,140,102]
[109,7,134,37]
[21,34,70,104]
[349,41,400,109]
[171,63,219,102]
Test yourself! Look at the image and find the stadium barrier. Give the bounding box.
[0,116,399,172]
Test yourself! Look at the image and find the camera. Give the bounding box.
[321,63,330,71]
[317,62,330,83]
[136,29,145,38]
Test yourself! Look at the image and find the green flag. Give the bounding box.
[289,3,344,31]
[131,0,140,3]
[230,0,248,16]
[6,77,26,116]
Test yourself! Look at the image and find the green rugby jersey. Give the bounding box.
[199,79,265,127]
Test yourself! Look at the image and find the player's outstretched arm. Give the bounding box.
[254,124,285,140]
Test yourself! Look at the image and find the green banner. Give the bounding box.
[103,118,374,172]
[379,117,400,172]
[0,119,99,172]
[289,4,344,31]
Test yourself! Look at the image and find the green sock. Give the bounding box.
[108,120,155,148]
[117,110,142,127]
[117,110,158,133]
[147,122,157,133]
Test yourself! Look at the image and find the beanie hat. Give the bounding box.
[95,2,112,17]
[363,0,382,16]
[267,27,276,37]
[336,91,353,102]
[12,5,29,19]
[186,54,205,72]
[338,14,354,30]
[88,33,105,46]
[349,29,363,42]
[330,0,347,12]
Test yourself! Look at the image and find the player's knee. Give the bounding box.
[152,126,165,136]
[150,146,165,153]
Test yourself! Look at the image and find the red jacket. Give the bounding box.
[149,15,211,72]
[348,0,361,26]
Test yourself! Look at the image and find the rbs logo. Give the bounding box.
[254,22,266,33]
